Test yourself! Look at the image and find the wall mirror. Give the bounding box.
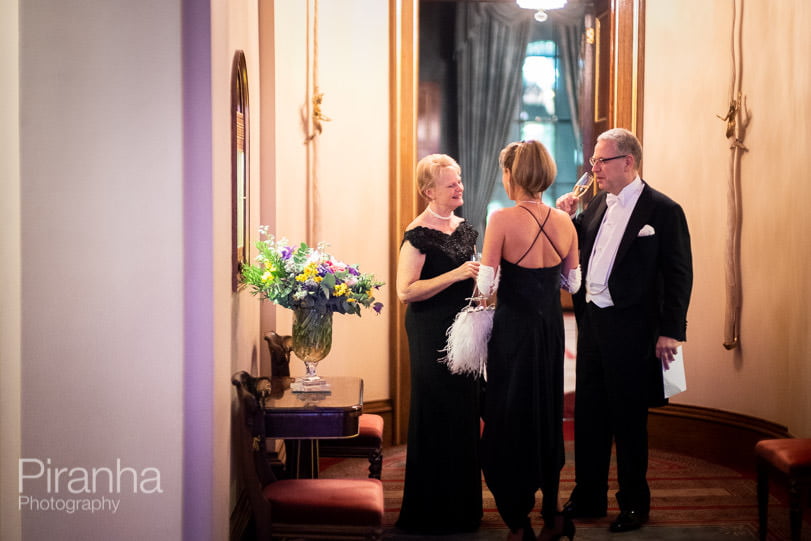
[231,50,249,291]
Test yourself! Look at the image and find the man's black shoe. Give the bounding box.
[608,510,649,533]
[562,499,607,519]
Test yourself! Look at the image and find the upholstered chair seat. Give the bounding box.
[755,438,811,541]
[264,478,384,525]
[319,413,384,479]
[231,371,384,540]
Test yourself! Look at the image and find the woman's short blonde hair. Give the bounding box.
[499,140,556,196]
[415,154,461,200]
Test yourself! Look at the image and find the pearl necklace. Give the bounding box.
[518,199,541,204]
[426,206,453,220]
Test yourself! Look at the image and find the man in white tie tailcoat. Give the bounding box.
[556,128,693,533]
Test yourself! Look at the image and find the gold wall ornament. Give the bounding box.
[305,0,330,142]
[307,89,332,141]
[717,0,751,350]
[303,0,332,244]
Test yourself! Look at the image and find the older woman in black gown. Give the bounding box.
[395,154,483,534]
[478,141,581,541]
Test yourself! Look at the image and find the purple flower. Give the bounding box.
[373,302,384,314]
[280,246,293,260]
[347,266,361,276]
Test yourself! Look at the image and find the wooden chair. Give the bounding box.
[263,330,292,378]
[231,371,384,540]
[264,331,385,479]
[320,413,384,479]
[755,438,811,541]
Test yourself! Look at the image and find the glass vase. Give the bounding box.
[291,307,333,381]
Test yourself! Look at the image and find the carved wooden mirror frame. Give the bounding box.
[232,50,250,291]
[388,0,645,443]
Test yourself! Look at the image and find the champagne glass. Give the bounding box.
[470,246,485,301]
[572,172,594,199]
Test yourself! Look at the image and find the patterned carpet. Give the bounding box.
[319,318,810,539]
[319,426,808,540]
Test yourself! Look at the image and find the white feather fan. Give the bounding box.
[439,303,494,380]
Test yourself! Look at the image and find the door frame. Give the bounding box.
[388,0,645,444]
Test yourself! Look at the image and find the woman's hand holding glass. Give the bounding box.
[454,260,480,283]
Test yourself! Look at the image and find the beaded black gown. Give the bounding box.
[396,222,483,534]
[480,256,566,531]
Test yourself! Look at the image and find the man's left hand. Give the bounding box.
[656,336,681,369]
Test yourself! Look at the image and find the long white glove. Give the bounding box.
[476,265,500,297]
[560,265,582,294]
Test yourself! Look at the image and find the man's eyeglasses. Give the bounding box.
[589,154,628,167]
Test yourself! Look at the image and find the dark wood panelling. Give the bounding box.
[649,404,791,476]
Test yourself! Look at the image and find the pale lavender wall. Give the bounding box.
[11,0,261,538]
[182,1,216,539]
[17,1,184,539]
[1,0,22,537]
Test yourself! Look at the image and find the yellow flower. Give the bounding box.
[296,263,323,283]
[334,283,349,297]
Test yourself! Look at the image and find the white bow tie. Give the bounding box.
[606,193,620,207]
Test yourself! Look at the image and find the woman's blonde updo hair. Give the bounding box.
[415,153,461,201]
[498,140,556,197]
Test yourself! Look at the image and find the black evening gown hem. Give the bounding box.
[397,222,483,534]
[481,259,566,526]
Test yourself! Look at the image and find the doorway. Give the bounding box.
[389,0,645,444]
[419,1,588,212]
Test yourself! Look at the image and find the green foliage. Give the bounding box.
[241,228,385,316]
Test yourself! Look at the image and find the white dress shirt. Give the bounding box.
[586,177,644,307]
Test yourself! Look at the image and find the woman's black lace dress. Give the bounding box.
[396,222,483,534]
[480,257,566,531]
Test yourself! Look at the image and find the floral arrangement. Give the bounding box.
[241,226,384,316]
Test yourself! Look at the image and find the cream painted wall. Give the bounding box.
[214,1,263,536]
[221,0,263,380]
[265,0,391,400]
[644,0,811,436]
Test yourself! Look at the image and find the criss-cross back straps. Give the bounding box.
[514,205,565,265]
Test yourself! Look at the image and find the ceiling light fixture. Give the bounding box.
[516,0,567,22]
